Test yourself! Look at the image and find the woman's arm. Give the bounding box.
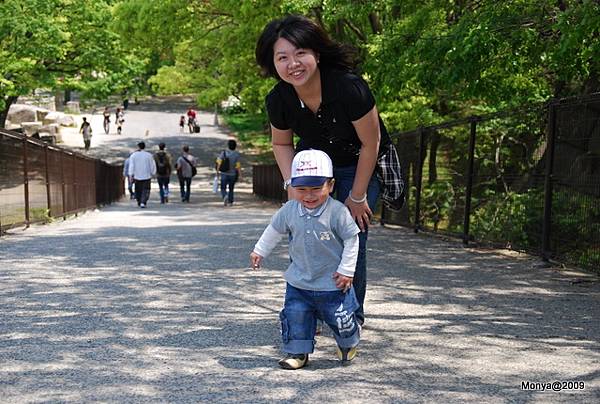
[271,125,296,199]
[347,106,381,231]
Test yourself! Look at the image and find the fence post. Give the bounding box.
[61,152,66,219]
[72,154,78,216]
[414,127,425,233]
[542,102,557,261]
[463,117,478,245]
[23,137,30,226]
[44,144,51,217]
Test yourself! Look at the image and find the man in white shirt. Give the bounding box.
[128,141,156,208]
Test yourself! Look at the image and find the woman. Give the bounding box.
[256,15,393,326]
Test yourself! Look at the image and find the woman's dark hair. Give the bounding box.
[255,15,356,79]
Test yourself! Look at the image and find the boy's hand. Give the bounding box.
[249,252,263,270]
[332,272,353,293]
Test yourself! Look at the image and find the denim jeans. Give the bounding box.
[280,283,360,354]
[157,177,170,203]
[332,165,381,325]
[134,179,151,205]
[220,173,236,204]
[179,176,192,202]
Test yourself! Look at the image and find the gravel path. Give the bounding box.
[1,99,599,403]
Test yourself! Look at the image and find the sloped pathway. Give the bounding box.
[1,99,599,403]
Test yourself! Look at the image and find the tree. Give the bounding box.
[0,0,142,128]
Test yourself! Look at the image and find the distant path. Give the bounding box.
[1,97,599,402]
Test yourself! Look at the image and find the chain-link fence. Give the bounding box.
[0,129,124,233]
[383,94,599,272]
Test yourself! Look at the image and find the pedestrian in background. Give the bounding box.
[175,145,197,203]
[154,142,173,204]
[123,156,134,199]
[116,107,125,135]
[215,139,241,206]
[128,141,156,208]
[79,117,92,151]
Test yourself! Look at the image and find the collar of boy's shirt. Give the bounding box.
[297,196,330,217]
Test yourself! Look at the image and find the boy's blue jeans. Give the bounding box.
[333,165,381,325]
[280,283,360,354]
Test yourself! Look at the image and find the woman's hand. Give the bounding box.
[344,196,372,232]
[332,272,353,293]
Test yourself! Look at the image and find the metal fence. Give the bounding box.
[252,93,600,272]
[252,163,288,203]
[0,129,124,233]
[383,93,600,272]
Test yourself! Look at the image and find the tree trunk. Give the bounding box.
[368,13,382,34]
[428,131,441,185]
[0,96,18,129]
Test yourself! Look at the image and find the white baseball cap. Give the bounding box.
[291,149,333,187]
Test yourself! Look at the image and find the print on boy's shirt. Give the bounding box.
[319,231,331,241]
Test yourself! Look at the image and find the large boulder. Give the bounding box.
[44,111,76,127]
[8,104,39,124]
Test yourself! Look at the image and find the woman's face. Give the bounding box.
[273,37,319,88]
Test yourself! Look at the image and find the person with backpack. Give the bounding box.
[215,139,241,206]
[175,145,197,203]
[154,142,173,204]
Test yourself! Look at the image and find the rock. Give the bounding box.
[8,104,38,124]
[44,112,76,127]
[20,121,43,136]
[65,101,80,114]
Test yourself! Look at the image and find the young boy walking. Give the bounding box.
[250,150,361,370]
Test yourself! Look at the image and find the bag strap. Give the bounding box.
[182,155,194,168]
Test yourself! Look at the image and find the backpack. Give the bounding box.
[156,152,168,176]
[218,150,230,172]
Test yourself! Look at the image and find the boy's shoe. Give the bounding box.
[336,346,357,365]
[278,354,308,370]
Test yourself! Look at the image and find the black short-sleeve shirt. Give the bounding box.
[266,68,391,167]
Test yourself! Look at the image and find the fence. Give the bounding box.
[252,93,600,272]
[0,129,124,233]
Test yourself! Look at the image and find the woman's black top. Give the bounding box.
[266,67,391,167]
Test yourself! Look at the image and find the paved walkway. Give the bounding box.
[1,99,599,403]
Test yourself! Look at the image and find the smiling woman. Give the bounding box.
[255,15,393,328]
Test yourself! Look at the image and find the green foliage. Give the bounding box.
[471,189,543,248]
[420,180,460,232]
[0,0,143,120]
[221,110,273,163]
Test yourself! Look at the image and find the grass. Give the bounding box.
[1,207,52,227]
[221,111,275,164]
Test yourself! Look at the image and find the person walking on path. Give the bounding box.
[250,150,361,370]
[215,139,241,206]
[154,142,173,204]
[102,107,111,134]
[175,145,197,203]
[256,15,393,327]
[116,107,125,135]
[79,117,92,151]
[128,141,156,208]
[186,108,197,133]
[123,155,134,200]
